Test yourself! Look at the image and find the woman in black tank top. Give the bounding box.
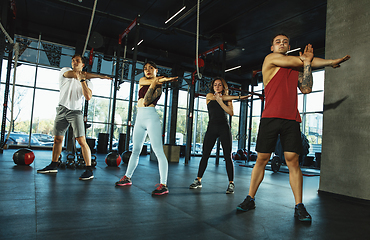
[189,77,250,194]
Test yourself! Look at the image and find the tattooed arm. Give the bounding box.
[143,80,162,107]
[298,64,313,94]
[298,44,314,94]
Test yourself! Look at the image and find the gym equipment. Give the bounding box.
[74,147,85,169]
[105,152,121,167]
[58,154,66,169]
[118,133,126,154]
[0,22,20,151]
[13,148,35,165]
[232,151,241,160]
[271,155,280,173]
[82,0,98,55]
[232,149,257,161]
[60,128,97,169]
[237,149,247,160]
[76,153,85,169]
[66,153,76,169]
[121,151,132,164]
[245,149,257,161]
[91,155,97,167]
[97,133,109,153]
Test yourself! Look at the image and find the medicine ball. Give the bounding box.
[237,149,247,160]
[121,151,132,164]
[13,148,35,166]
[105,152,121,167]
[232,152,240,160]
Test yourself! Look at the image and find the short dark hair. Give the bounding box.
[271,33,290,45]
[72,54,85,64]
[143,61,158,70]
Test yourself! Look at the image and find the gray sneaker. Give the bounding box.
[189,179,202,189]
[226,182,235,194]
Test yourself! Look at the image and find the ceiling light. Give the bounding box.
[286,47,301,54]
[132,39,144,50]
[225,65,241,72]
[165,6,186,24]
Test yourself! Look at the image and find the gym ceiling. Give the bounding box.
[11,0,327,84]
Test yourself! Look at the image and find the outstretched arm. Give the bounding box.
[85,72,112,80]
[267,52,350,70]
[139,76,178,86]
[311,55,350,68]
[63,71,112,80]
[221,95,251,101]
[298,44,314,94]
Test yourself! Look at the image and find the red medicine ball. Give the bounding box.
[13,149,35,166]
[105,152,121,167]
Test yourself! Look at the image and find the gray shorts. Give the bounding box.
[53,105,85,138]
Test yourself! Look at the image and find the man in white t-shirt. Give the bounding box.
[37,54,111,180]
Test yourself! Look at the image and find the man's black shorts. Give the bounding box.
[256,118,302,154]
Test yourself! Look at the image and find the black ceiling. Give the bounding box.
[7,0,327,83]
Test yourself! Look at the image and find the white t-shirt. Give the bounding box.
[58,67,93,111]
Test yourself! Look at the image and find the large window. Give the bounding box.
[0,62,58,147]
[244,84,264,152]
[301,70,325,156]
[0,35,326,158]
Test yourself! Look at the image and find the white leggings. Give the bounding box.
[125,107,168,185]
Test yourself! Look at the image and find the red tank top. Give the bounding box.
[261,67,301,122]
[138,85,160,106]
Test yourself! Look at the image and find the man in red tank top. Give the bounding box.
[237,34,351,222]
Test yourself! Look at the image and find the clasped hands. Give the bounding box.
[75,71,87,81]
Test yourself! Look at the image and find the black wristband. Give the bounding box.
[80,79,86,83]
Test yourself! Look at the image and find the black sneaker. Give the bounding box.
[226,182,235,194]
[189,179,202,189]
[294,203,312,222]
[237,195,256,212]
[152,184,169,195]
[37,163,58,173]
[79,170,94,180]
[115,176,132,186]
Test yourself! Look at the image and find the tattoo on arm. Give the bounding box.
[298,64,313,93]
[143,86,162,106]
[152,87,162,100]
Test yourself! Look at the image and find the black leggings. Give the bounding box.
[197,123,234,181]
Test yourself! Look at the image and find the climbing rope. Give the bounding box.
[195,0,202,80]
[0,21,20,146]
